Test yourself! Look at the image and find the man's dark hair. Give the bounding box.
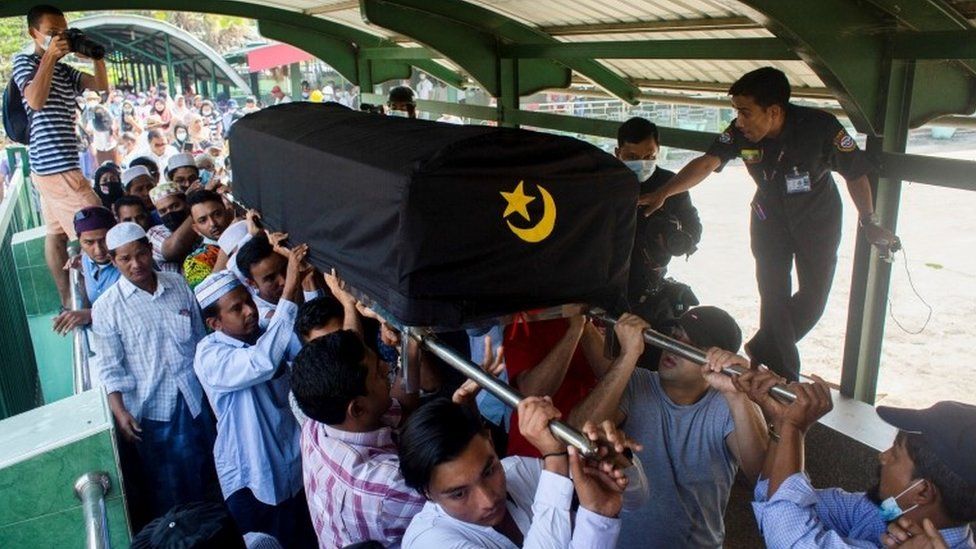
[146,128,165,142]
[128,156,159,179]
[296,295,345,340]
[27,5,64,29]
[728,66,791,108]
[398,398,486,495]
[113,195,147,214]
[235,234,274,281]
[291,331,369,425]
[902,432,976,523]
[186,189,223,209]
[388,86,415,104]
[617,117,659,148]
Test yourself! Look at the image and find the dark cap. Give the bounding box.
[73,206,116,236]
[129,502,245,549]
[677,306,742,353]
[877,401,976,486]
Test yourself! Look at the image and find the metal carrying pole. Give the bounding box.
[589,308,797,403]
[68,245,94,393]
[74,471,112,549]
[410,329,599,457]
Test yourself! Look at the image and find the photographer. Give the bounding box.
[13,4,108,309]
[616,117,702,335]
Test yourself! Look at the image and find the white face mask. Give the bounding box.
[624,159,656,183]
[41,34,53,50]
[388,109,409,118]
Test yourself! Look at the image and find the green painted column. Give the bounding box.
[289,62,302,98]
[164,35,176,94]
[840,60,914,403]
[210,65,218,99]
[498,57,518,128]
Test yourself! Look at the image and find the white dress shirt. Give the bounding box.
[402,456,620,549]
[91,271,206,421]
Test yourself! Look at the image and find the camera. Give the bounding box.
[359,103,385,115]
[62,29,105,60]
[644,211,695,257]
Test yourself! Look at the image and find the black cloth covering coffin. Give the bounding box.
[230,102,637,327]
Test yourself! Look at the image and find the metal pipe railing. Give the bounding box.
[410,329,599,457]
[74,471,111,549]
[67,244,93,393]
[589,308,797,403]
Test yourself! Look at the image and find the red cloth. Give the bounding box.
[504,317,597,458]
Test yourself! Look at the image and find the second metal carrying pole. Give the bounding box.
[68,244,93,393]
[589,308,797,403]
[410,330,599,458]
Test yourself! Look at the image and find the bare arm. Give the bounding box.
[638,154,722,214]
[845,174,874,218]
[723,392,769,482]
[512,317,585,397]
[80,59,109,92]
[161,217,199,262]
[578,321,613,379]
[23,47,64,111]
[568,314,648,428]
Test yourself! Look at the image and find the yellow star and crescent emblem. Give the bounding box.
[500,180,556,243]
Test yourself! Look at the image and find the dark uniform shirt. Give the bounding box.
[706,104,873,235]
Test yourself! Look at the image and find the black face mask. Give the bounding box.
[161,209,189,231]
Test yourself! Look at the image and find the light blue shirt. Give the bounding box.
[753,473,975,548]
[467,325,511,429]
[194,298,304,505]
[82,254,120,304]
[91,271,206,421]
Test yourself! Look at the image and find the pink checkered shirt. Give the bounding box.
[301,403,425,549]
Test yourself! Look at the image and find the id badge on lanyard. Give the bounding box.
[785,167,812,194]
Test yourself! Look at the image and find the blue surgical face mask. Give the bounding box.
[388,109,409,118]
[200,170,212,185]
[624,159,656,183]
[878,478,924,522]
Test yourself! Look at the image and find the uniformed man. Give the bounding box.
[639,67,898,380]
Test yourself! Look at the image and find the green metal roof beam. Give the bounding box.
[865,0,976,126]
[361,0,640,103]
[85,29,170,65]
[504,38,798,60]
[739,0,889,135]
[892,31,976,59]
[360,47,439,60]
[0,0,464,89]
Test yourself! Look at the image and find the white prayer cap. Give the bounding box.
[166,153,197,176]
[106,222,147,251]
[217,220,249,255]
[122,165,151,188]
[194,270,243,309]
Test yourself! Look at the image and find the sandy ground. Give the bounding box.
[660,142,976,409]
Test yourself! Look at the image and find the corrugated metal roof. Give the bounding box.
[242,0,829,97]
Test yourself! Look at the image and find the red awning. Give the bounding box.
[246,43,313,73]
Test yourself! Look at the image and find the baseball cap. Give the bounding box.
[130,501,245,549]
[677,306,742,353]
[877,401,976,486]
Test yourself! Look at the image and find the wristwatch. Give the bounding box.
[859,213,880,227]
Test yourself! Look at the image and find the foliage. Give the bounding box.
[0,11,257,83]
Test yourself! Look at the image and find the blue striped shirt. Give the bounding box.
[752,473,975,548]
[11,53,84,175]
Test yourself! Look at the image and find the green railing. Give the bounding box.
[0,146,43,419]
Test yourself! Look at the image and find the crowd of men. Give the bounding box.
[9,4,975,549]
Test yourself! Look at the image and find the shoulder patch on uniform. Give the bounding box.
[740,148,762,163]
[834,129,857,152]
[718,131,733,144]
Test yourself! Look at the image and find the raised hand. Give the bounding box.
[453,337,505,405]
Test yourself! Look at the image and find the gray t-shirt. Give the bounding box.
[617,369,737,549]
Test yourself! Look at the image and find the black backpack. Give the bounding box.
[3,76,30,144]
